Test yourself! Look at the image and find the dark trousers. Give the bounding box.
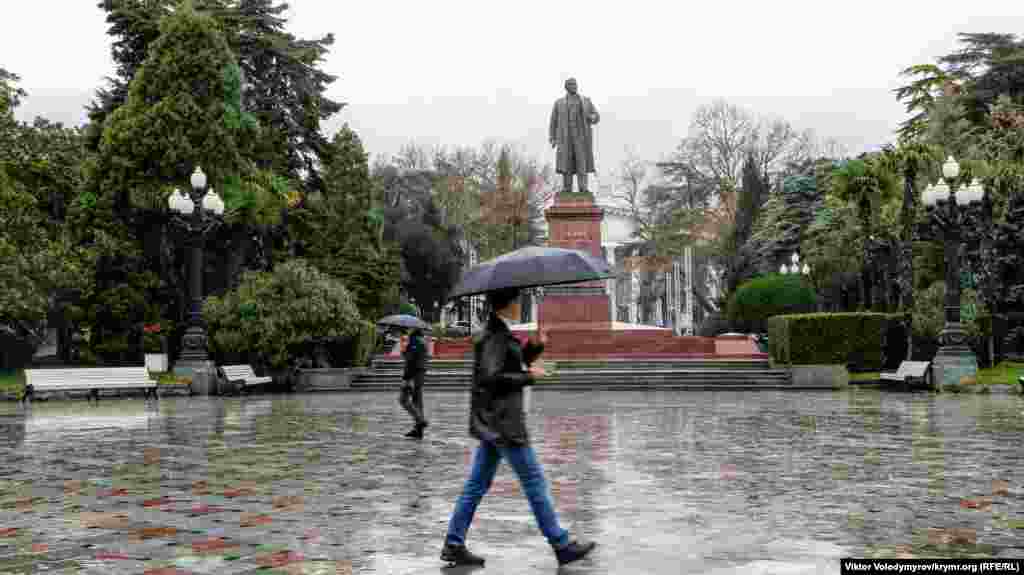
[400,371,427,426]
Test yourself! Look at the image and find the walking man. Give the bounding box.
[440,287,596,567]
[400,328,429,439]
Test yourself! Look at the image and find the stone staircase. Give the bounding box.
[351,358,819,390]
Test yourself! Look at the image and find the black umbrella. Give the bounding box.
[377,314,432,331]
[449,246,613,299]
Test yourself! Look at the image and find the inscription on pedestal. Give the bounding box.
[541,201,610,328]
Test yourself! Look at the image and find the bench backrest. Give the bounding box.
[26,367,154,388]
[221,365,259,379]
[895,361,931,379]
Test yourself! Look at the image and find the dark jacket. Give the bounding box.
[469,313,545,447]
[403,334,428,380]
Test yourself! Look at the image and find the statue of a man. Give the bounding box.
[549,77,600,195]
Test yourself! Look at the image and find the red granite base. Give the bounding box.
[432,330,766,359]
[537,294,611,330]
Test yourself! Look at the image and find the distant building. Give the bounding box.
[441,174,726,335]
[535,181,723,334]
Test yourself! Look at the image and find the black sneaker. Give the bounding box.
[554,539,596,565]
[440,543,485,566]
[404,427,423,439]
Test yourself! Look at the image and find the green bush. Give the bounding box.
[768,312,903,371]
[203,259,362,370]
[350,321,376,367]
[727,273,816,333]
[399,302,418,316]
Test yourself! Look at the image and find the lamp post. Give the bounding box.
[921,155,984,389]
[781,252,814,311]
[780,252,810,276]
[168,166,225,394]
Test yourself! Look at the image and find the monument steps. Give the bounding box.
[354,373,791,384]
[350,379,822,390]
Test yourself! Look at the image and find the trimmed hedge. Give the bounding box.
[727,274,816,333]
[768,312,905,371]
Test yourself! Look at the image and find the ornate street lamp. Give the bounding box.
[780,252,809,275]
[921,155,984,388]
[168,166,224,393]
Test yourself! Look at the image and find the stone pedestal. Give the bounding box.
[932,347,979,391]
[145,353,168,373]
[173,360,216,395]
[539,195,611,331]
[931,322,979,391]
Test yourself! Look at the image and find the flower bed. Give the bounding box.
[149,372,192,386]
[143,322,169,353]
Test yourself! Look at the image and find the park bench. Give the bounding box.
[879,361,931,390]
[22,367,158,403]
[218,364,273,394]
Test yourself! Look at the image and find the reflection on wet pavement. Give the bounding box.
[1,389,1022,574]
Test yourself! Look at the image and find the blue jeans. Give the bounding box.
[446,441,570,548]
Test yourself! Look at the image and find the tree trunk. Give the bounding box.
[858,269,867,311]
[227,225,251,290]
[899,169,916,359]
[858,198,875,312]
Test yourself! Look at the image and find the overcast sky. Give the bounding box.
[5,1,1024,186]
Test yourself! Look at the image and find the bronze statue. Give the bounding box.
[549,78,599,196]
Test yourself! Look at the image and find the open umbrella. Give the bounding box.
[377,314,432,331]
[449,246,613,299]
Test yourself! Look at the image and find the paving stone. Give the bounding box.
[1,390,1023,573]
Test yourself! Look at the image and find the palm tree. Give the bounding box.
[894,64,955,143]
[830,156,900,310]
[880,143,943,358]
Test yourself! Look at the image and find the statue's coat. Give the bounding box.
[549,95,599,175]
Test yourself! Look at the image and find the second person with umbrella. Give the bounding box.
[400,327,429,439]
[377,314,433,439]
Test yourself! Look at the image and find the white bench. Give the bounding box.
[219,364,273,394]
[23,367,158,402]
[880,361,931,389]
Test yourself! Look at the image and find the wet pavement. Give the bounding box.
[1,389,1023,574]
